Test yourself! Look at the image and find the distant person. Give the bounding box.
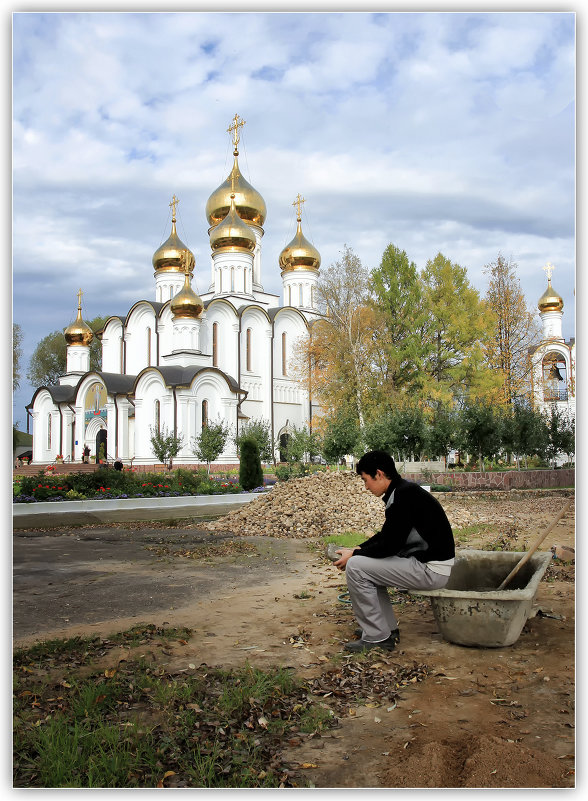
[113,460,123,471]
[334,450,455,653]
[83,446,90,464]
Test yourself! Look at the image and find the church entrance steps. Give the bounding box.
[12,492,257,529]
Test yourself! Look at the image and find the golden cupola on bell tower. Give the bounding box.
[63,289,93,378]
[153,195,195,303]
[279,194,321,311]
[538,263,564,340]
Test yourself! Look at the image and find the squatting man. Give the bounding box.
[334,451,455,653]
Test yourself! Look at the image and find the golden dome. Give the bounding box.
[153,198,195,274]
[64,291,94,346]
[206,152,266,228]
[210,194,257,253]
[538,278,564,312]
[279,211,321,273]
[170,271,204,319]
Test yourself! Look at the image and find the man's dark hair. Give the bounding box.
[356,450,400,481]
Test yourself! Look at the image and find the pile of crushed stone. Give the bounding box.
[198,471,480,539]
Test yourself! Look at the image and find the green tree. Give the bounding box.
[420,253,499,405]
[192,419,232,475]
[322,413,361,466]
[27,316,108,386]
[282,425,321,465]
[313,245,377,428]
[13,323,23,391]
[483,254,540,405]
[150,425,184,470]
[370,244,426,399]
[235,417,273,462]
[239,436,263,490]
[543,406,575,468]
[459,401,503,471]
[501,404,546,468]
[396,405,428,462]
[425,404,457,463]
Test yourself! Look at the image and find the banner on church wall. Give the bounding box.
[84,382,107,427]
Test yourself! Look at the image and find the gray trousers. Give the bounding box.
[345,554,450,642]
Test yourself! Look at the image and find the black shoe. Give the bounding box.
[354,627,399,643]
[344,634,397,653]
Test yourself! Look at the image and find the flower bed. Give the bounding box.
[13,467,271,504]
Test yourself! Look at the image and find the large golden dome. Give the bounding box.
[64,291,94,346]
[538,278,564,312]
[153,198,195,274]
[279,204,321,273]
[206,155,266,228]
[170,271,204,319]
[210,194,257,253]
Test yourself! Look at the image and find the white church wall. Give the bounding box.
[101,318,123,373]
[202,300,239,378]
[241,306,272,422]
[179,371,239,462]
[133,370,171,463]
[125,304,158,375]
[157,304,174,360]
[31,391,58,463]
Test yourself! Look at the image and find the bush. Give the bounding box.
[239,437,263,491]
[275,464,292,481]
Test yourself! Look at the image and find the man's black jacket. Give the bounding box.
[356,477,455,562]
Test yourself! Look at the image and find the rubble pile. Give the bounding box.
[202,471,478,539]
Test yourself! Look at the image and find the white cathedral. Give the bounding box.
[28,115,323,466]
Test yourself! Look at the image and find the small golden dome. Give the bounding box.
[279,214,321,273]
[64,292,94,346]
[538,278,564,312]
[153,200,195,274]
[206,152,266,228]
[170,271,204,319]
[210,194,257,253]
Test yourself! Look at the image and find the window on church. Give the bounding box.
[202,400,208,429]
[542,353,568,402]
[282,332,287,376]
[246,328,252,371]
[120,337,124,372]
[311,285,315,308]
[154,400,160,433]
[213,322,219,367]
[147,327,152,366]
[231,267,235,292]
[47,414,52,449]
[288,285,292,306]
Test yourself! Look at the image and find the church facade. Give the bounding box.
[28,115,323,466]
[528,265,576,423]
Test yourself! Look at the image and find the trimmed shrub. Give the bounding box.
[239,437,263,491]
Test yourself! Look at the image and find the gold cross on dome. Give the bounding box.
[169,194,179,219]
[77,288,83,310]
[227,114,245,149]
[293,193,306,219]
[543,262,555,282]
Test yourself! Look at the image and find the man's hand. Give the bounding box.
[333,547,358,570]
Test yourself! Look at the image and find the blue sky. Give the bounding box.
[11,8,576,428]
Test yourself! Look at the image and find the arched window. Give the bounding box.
[246,328,252,372]
[288,285,292,306]
[147,327,152,366]
[542,352,568,402]
[47,413,52,449]
[213,322,219,367]
[299,284,303,306]
[311,285,315,308]
[202,400,208,429]
[231,266,235,292]
[282,332,287,376]
[120,337,124,372]
[154,400,161,433]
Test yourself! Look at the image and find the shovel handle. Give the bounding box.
[497,498,574,591]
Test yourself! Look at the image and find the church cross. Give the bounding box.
[169,194,179,219]
[77,288,83,310]
[227,114,245,150]
[293,193,306,220]
[543,262,555,282]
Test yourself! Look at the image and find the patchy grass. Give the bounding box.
[452,523,495,544]
[322,531,367,549]
[13,625,336,788]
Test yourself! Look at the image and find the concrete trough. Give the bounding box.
[413,549,552,648]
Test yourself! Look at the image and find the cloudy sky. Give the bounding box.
[11,8,576,428]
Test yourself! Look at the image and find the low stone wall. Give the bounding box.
[403,468,575,490]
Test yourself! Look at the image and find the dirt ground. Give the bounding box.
[13,491,575,789]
